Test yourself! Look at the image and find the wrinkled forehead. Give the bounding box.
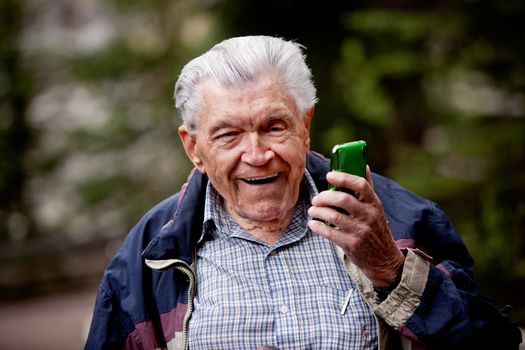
[194,74,301,125]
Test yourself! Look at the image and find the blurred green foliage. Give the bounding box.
[0,0,524,323]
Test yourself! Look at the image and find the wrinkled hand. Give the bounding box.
[307,167,405,287]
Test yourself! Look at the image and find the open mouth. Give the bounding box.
[241,173,279,185]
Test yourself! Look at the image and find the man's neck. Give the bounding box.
[226,205,297,245]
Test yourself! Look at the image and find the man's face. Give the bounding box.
[179,74,312,223]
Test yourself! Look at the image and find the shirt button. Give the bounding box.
[279,305,289,314]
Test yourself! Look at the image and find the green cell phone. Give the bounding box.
[329,140,368,193]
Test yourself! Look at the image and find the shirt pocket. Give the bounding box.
[297,283,376,347]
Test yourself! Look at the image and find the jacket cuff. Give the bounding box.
[372,248,430,328]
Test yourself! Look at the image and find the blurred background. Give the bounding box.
[1,0,524,348]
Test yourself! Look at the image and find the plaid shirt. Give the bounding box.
[188,170,378,349]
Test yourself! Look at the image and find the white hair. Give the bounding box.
[174,36,318,131]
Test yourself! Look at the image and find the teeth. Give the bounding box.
[244,173,278,182]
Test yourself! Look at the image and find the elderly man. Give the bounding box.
[85,36,521,349]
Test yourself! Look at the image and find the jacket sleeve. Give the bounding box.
[84,280,132,349]
[374,202,522,349]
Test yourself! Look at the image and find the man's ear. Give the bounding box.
[304,106,314,131]
[303,107,314,148]
[178,126,205,173]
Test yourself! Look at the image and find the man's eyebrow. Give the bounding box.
[264,110,293,122]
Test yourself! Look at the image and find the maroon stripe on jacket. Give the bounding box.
[124,303,188,350]
[398,324,424,348]
[396,238,415,249]
[436,263,453,277]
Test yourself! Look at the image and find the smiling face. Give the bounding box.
[179,74,313,225]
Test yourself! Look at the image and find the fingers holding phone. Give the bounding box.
[325,170,375,203]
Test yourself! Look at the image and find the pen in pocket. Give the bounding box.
[340,287,355,315]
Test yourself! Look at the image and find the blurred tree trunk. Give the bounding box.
[0,0,36,241]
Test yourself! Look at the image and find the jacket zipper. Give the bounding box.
[174,263,196,350]
[145,258,196,350]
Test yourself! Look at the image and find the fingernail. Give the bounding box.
[326,171,338,182]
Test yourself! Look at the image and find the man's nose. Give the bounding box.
[240,133,274,166]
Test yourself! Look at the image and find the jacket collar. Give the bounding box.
[142,168,208,264]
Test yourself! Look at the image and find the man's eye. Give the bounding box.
[215,131,239,140]
[268,123,286,133]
